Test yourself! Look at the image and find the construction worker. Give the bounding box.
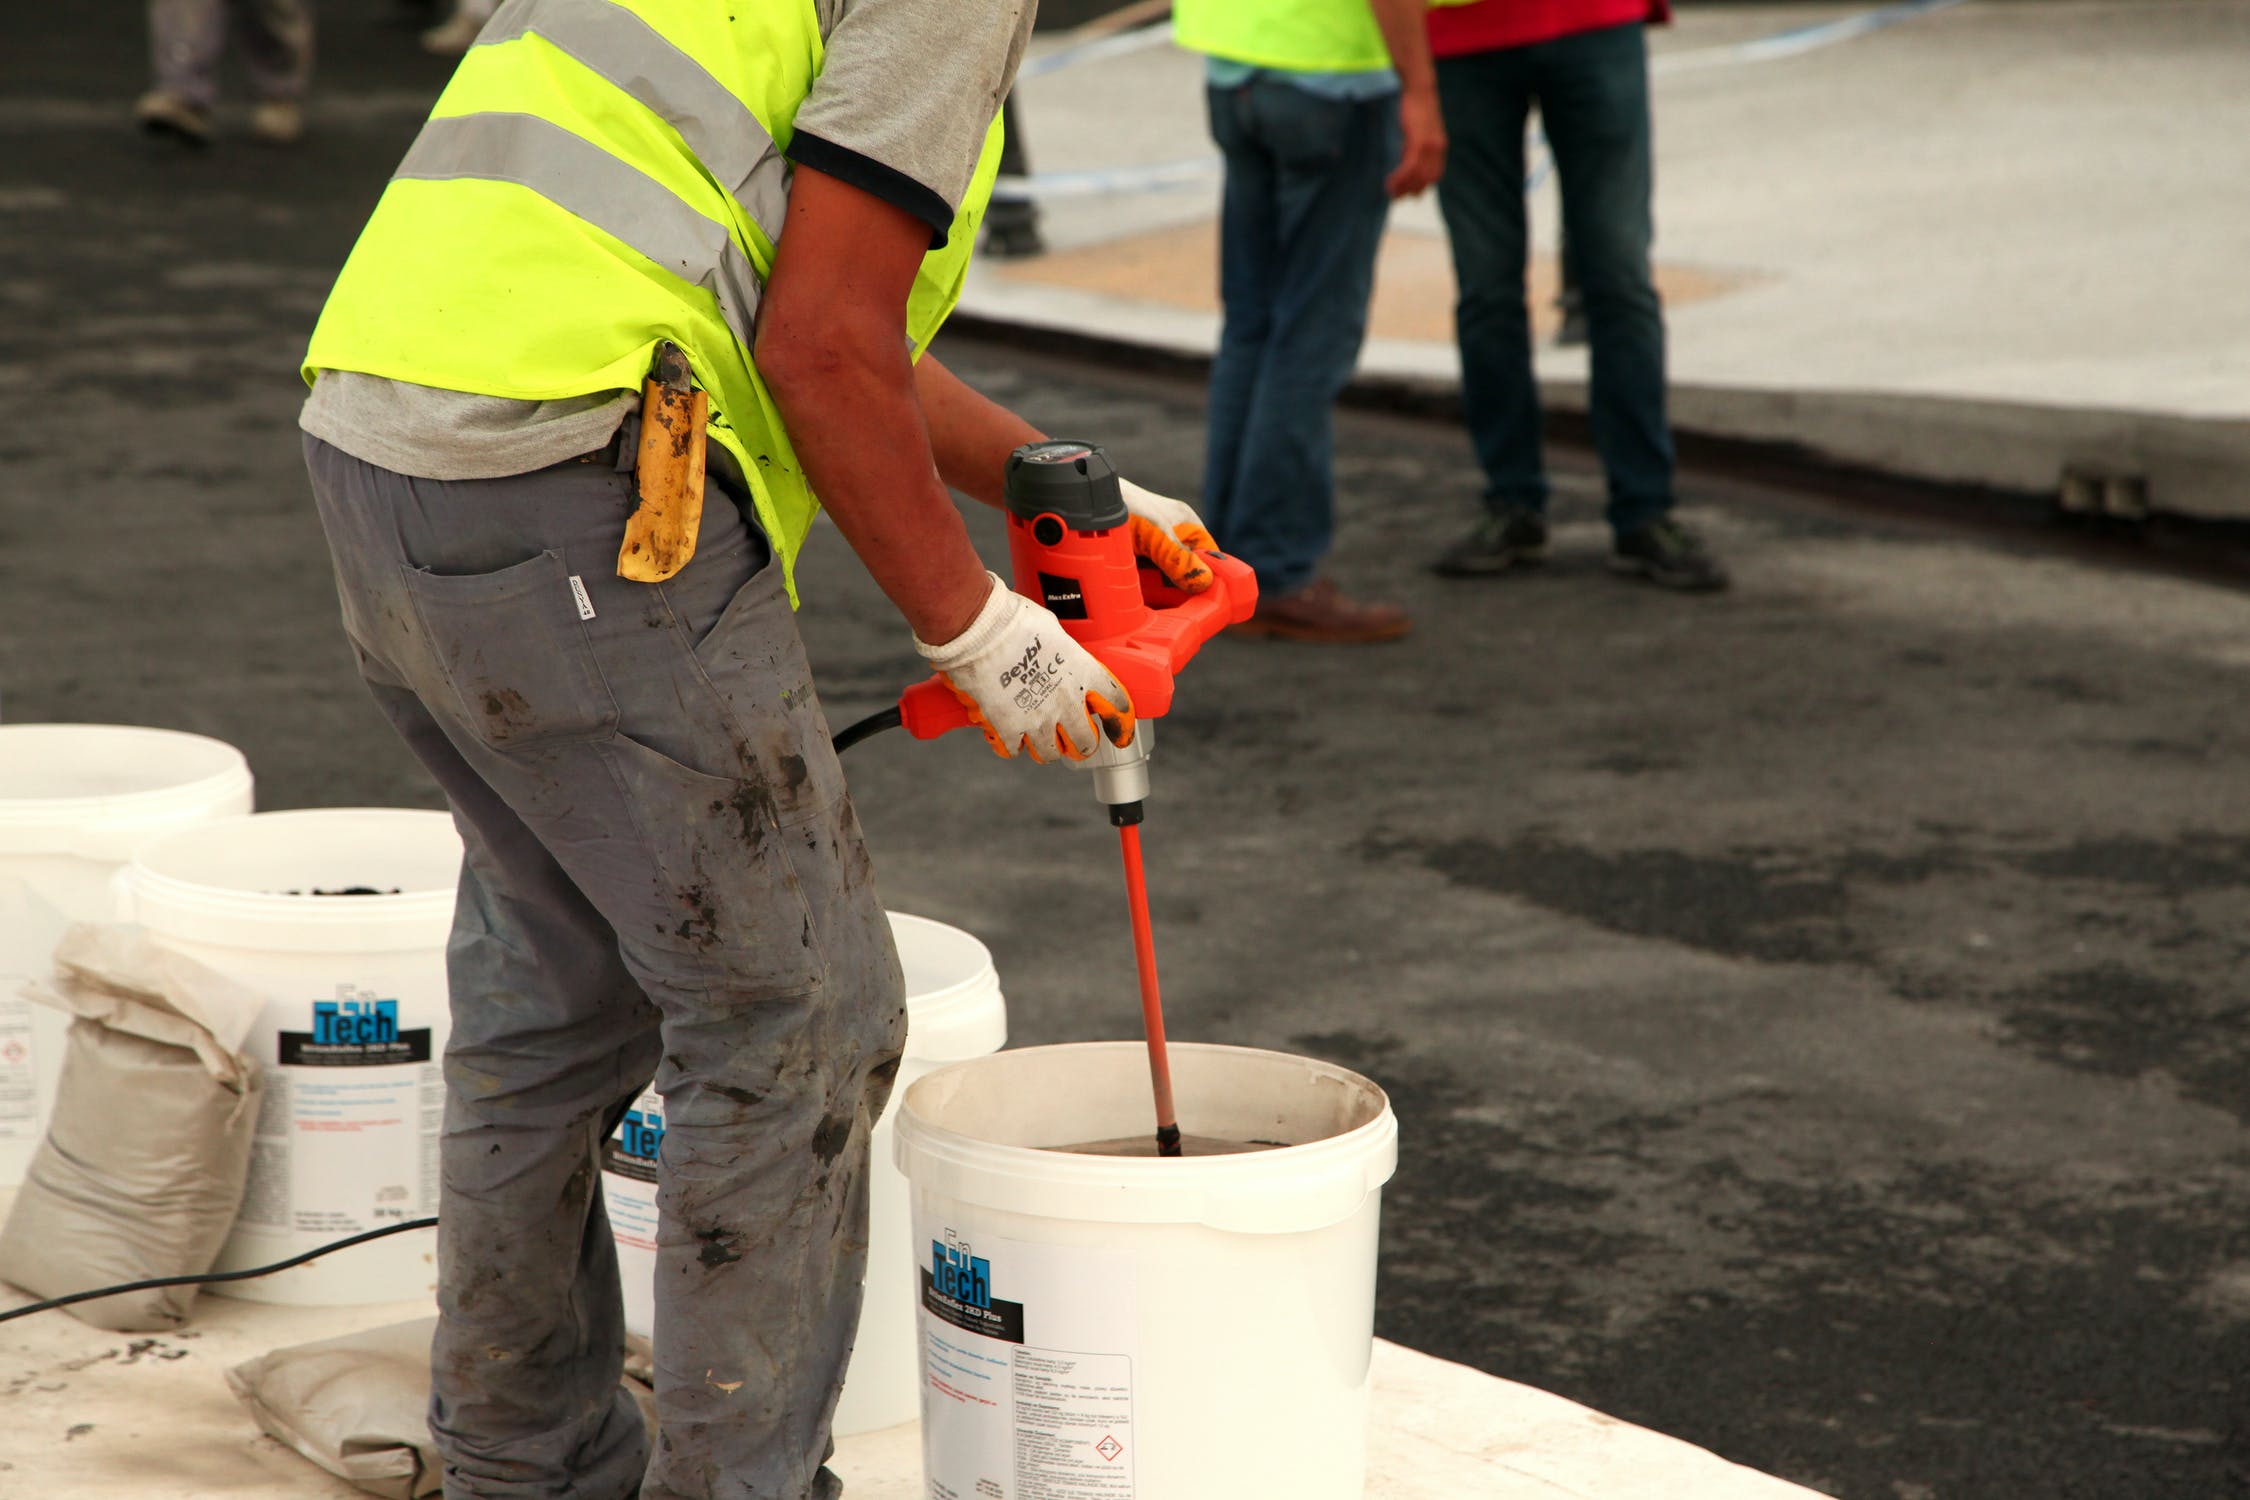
[138,0,313,146]
[1425,0,1729,590]
[1176,0,1447,643]
[294,3,1216,1496]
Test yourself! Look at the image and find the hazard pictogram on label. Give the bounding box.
[1095,1436,1123,1463]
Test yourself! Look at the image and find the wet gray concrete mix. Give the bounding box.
[1048,1134,1286,1158]
[6,12,2250,1498]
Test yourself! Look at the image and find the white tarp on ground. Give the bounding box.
[0,1228,1829,1500]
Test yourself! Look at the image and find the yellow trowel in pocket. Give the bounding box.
[617,341,707,584]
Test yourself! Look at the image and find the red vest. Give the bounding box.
[1428,0,1671,61]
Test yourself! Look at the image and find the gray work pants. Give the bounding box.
[148,0,314,109]
[305,436,906,1500]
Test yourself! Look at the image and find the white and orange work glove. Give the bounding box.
[1120,479,1219,595]
[915,573,1136,763]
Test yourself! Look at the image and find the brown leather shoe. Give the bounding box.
[1228,578,1411,644]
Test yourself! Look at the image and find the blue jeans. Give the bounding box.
[1203,79,1397,597]
[1435,23,1675,534]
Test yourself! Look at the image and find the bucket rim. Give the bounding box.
[886,911,1007,1059]
[896,1041,1398,1233]
[0,723,253,853]
[124,808,461,948]
[886,911,996,1002]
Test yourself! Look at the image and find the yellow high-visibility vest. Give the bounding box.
[303,0,1002,601]
[1174,0,1393,73]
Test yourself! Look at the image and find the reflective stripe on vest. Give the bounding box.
[477,0,791,242]
[394,111,764,347]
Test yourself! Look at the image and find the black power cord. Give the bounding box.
[831,705,903,753]
[0,1216,440,1326]
[1,711,917,1328]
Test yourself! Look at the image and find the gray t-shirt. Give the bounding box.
[301,0,1035,482]
[300,376,637,481]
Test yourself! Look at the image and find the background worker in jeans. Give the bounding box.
[137,0,313,146]
[1427,0,1728,591]
[1176,0,1446,644]
[295,1,1215,1495]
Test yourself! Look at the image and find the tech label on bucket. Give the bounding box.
[917,1223,1140,1499]
[604,1087,664,1341]
[236,985,441,1240]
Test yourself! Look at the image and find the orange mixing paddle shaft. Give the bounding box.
[1116,821,1183,1158]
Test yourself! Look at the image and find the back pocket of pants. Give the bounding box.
[1250,77,1354,172]
[402,550,619,752]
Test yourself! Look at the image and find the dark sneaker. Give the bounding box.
[1229,578,1410,644]
[1610,517,1729,592]
[1431,507,1549,577]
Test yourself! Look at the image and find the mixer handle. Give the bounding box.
[1141,548,1257,672]
[895,548,1257,743]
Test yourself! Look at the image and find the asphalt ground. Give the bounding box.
[6,10,2250,1500]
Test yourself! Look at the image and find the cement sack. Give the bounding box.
[228,1321,659,1500]
[0,923,264,1330]
[228,1318,444,1499]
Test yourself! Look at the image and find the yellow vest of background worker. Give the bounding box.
[1173,0,1393,71]
[302,0,1002,602]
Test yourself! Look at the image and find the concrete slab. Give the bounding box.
[983,1,2250,518]
[0,1197,1823,1498]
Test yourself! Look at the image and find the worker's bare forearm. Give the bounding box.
[760,165,998,645]
[914,353,1046,507]
[1367,0,1438,93]
[761,331,990,645]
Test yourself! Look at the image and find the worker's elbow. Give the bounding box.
[756,299,901,410]
[753,306,831,404]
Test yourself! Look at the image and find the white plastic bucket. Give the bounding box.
[898,1043,1397,1500]
[0,723,254,1185]
[604,910,1007,1435]
[117,808,461,1304]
